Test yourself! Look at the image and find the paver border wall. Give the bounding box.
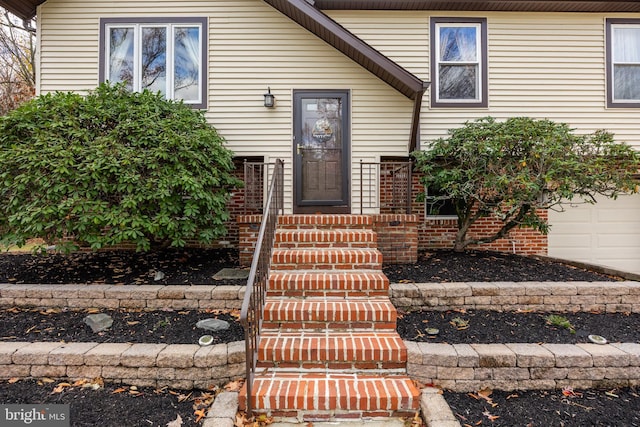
[1,281,639,391]
[3,281,640,313]
[0,341,245,390]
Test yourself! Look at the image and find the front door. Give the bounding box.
[293,90,350,213]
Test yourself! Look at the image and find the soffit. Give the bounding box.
[0,0,44,21]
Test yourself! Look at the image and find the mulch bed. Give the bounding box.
[446,387,640,426]
[0,307,242,345]
[397,309,640,344]
[0,378,213,426]
[0,248,244,285]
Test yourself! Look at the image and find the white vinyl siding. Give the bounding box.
[37,0,414,213]
[37,3,640,217]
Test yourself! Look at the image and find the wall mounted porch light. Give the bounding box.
[264,87,275,108]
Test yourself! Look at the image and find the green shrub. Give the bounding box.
[413,117,639,251]
[0,83,242,252]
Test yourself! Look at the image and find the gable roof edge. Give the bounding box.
[263,0,428,101]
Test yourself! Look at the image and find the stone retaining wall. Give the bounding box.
[0,341,245,390]
[407,342,640,392]
[4,281,640,312]
[2,281,640,392]
[2,339,638,392]
[391,281,640,313]
[0,283,244,310]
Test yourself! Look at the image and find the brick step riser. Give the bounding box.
[257,341,407,364]
[266,290,388,298]
[274,231,377,250]
[278,215,373,230]
[243,375,420,415]
[271,253,382,271]
[256,361,408,371]
[263,309,397,324]
[271,263,382,271]
[261,321,397,331]
[267,273,389,293]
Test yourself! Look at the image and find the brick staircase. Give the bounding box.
[241,214,420,422]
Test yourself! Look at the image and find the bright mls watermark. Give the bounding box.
[1,405,70,426]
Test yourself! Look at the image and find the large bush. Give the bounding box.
[0,83,242,252]
[413,117,639,252]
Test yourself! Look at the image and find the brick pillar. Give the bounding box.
[371,214,419,264]
[237,215,262,267]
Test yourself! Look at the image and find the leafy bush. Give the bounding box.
[0,83,242,252]
[413,117,639,251]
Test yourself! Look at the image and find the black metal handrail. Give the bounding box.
[240,158,283,417]
[360,160,413,214]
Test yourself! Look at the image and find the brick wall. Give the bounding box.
[371,214,419,264]
[379,160,548,256]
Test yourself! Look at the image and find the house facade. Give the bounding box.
[2,0,640,273]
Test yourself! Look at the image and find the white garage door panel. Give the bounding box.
[598,233,640,248]
[549,234,592,248]
[549,194,640,275]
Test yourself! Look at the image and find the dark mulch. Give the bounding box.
[0,248,635,426]
[0,248,244,285]
[446,387,640,427]
[0,307,242,345]
[384,250,620,283]
[397,309,640,344]
[0,378,208,427]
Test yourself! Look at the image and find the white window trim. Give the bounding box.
[609,22,640,105]
[430,17,488,109]
[434,22,482,104]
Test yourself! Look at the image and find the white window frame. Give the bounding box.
[100,17,207,109]
[606,19,640,108]
[430,17,488,108]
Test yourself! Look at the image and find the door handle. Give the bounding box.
[297,144,303,155]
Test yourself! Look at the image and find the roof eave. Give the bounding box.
[0,0,43,21]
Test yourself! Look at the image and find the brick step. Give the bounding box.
[262,297,397,331]
[274,229,377,249]
[257,331,407,371]
[267,271,389,298]
[241,372,420,420]
[278,214,373,230]
[271,249,382,271]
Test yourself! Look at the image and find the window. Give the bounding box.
[607,19,640,108]
[99,17,207,108]
[430,18,487,108]
[424,186,457,218]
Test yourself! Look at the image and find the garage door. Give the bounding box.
[548,193,640,275]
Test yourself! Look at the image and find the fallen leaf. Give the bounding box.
[177,392,192,403]
[482,411,500,422]
[166,414,183,427]
[194,408,206,423]
[40,378,55,383]
[112,387,127,394]
[225,379,244,392]
[127,321,141,325]
[562,386,583,398]
[478,387,493,400]
[8,378,19,384]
